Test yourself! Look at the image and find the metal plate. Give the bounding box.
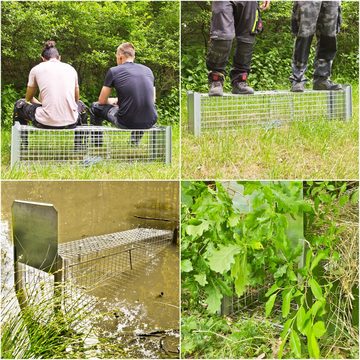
[12,200,58,273]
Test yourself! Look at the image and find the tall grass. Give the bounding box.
[1,278,95,359]
[181,84,359,179]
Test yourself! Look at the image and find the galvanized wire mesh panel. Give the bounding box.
[59,228,173,292]
[188,86,352,136]
[11,124,171,167]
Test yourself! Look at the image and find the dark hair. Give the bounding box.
[41,40,60,60]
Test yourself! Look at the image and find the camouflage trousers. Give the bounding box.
[290,1,341,83]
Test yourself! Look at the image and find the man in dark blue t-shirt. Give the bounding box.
[90,42,157,144]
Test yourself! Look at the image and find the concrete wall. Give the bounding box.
[1,181,179,243]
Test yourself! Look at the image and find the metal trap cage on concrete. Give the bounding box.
[59,228,173,292]
[188,86,352,136]
[11,123,172,167]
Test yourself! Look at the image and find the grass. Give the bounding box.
[1,125,180,180]
[181,84,359,179]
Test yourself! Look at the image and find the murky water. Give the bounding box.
[93,244,179,358]
[1,181,179,358]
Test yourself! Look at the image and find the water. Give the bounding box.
[92,244,179,358]
[1,220,179,358]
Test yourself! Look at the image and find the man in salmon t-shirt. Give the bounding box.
[13,40,87,128]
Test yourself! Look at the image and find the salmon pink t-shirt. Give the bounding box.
[27,59,79,126]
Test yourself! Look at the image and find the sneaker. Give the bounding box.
[313,79,342,91]
[232,73,254,94]
[290,81,305,92]
[208,72,224,96]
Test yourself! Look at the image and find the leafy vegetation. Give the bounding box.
[1,1,179,128]
[181,1,359,91]
[181,181,359,358]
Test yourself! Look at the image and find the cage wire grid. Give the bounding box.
[59,228,173,293]
[13,228,173,302]
[188,86,352,135]
[11,124,171,167]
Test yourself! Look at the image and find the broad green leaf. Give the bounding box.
[274,264,288,279]
[351,189,359,204]
[288,270,297,282]
[194,273,207,286]
[208,244,241,274]
[309,278,323,300]
[313,321,326,338]
[265,283,280,297]
[311,299,326,317]
[265,293,277,317]
[181,259,193,273]
[307,332,320,359]
[310,251,328,272]
[205,285,223,314]
[282,288,293,318]
[185,220,210,237]
[296,306,306,332]
[231,253,248,296]
[290,330,302,358]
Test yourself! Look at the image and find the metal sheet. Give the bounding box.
[12,200,58,273]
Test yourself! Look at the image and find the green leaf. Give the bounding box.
[282,288,293,318]
[207,244,241,274]
[205,285,223,314]
[228,213,240,227]
[290,330,302,358]
[296,306,306,332]
[278,333,289,359]
[309,278,323,300]
[307,332,320,359]
[194,273,207,286]
[265,283,280,297]
[280,318,292,339]
[185,220,210,237]
[309,298,325,317]
[274,264,288,279]
[313,321,326,338]
[181,259,193,273]
[265,293,277,317]
[231,253,248,296]
[310,251,328,272]
[288,270,297,282]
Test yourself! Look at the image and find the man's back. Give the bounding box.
[28,59,79,126]
[104,62,157,129]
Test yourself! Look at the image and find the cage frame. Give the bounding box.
[11,123,172,167]
[187,85,352,136]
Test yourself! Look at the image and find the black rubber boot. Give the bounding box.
[313,78,342,91]
[290,81,305,92]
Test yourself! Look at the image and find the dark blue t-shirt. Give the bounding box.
[104,62,157,129]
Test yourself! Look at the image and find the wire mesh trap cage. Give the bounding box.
[60,228,174,294]
[11,201,174,303]
[188,86,352,136]
[11,123,172,167]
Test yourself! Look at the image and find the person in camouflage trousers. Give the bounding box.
[290,1,342,92]
[206,1,270,96]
